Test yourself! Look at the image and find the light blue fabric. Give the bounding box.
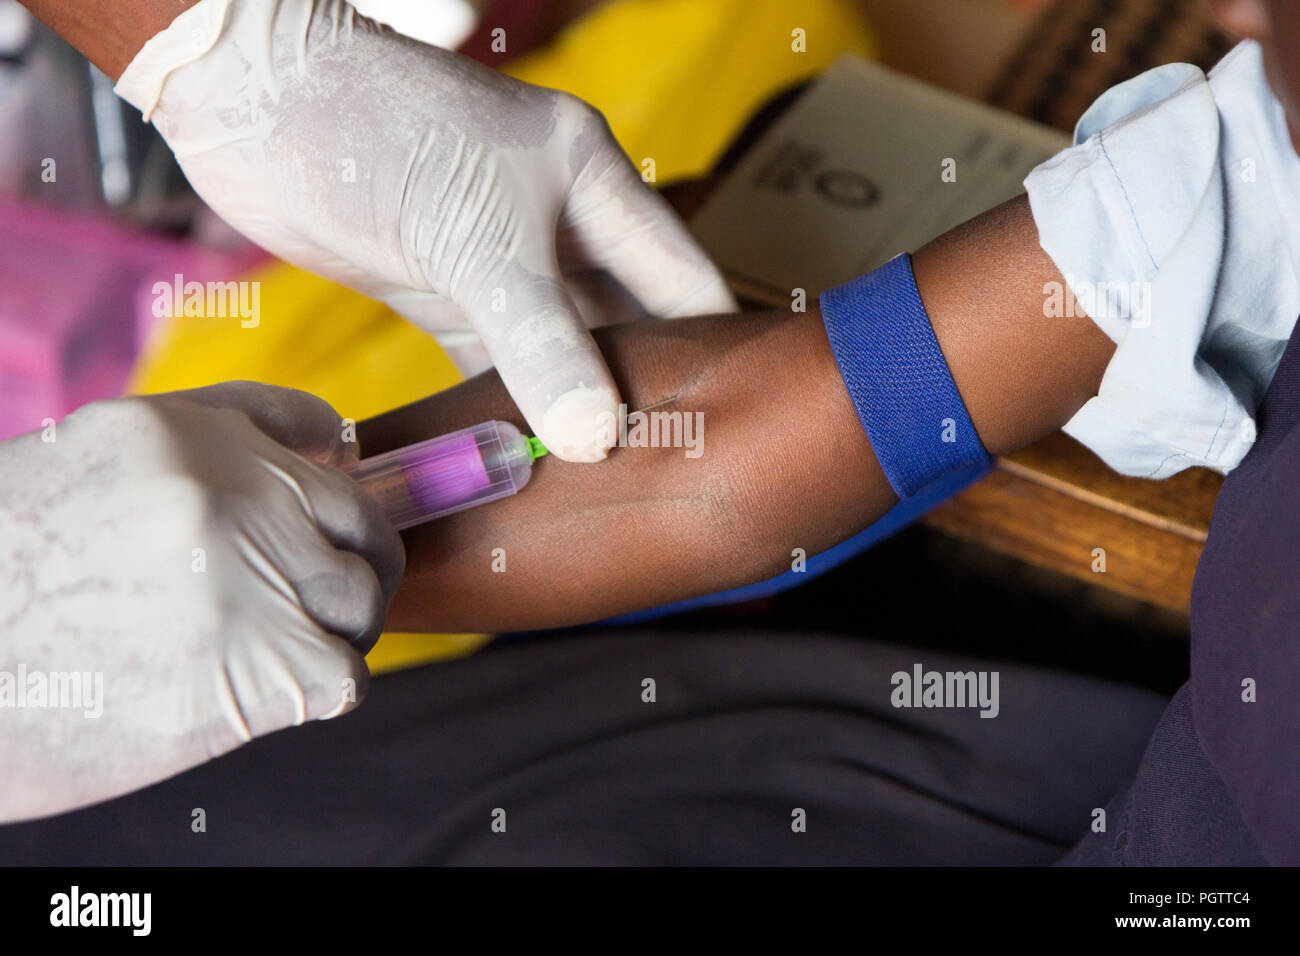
[1025,40,1300,478]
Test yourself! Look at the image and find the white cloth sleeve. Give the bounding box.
[1024,41,1300,478]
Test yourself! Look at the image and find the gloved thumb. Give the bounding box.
[460,267,620,463]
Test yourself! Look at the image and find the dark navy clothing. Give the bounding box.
[1064,324,1300,865]
[0,632,1165,865]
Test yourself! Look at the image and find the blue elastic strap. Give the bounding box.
[550,254,994,632]
[821,253,990,499]
[598,256,992,626]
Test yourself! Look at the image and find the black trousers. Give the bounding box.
[0,629,1166,865]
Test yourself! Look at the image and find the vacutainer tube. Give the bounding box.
[345,420,548,530]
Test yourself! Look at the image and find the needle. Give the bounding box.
[630,392,681,416]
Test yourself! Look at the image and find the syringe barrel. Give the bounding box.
[345,420,535,530]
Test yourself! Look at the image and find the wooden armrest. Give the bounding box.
[921,434,1220,614]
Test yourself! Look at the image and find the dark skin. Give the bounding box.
[19,0,200,79]
[1209,1,1300,152]
[364,197,1116,633]
[20,1,1123,632]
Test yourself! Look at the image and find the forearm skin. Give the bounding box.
[19,0,200,78]
[364,306,888,633]
[362,196,1117,634]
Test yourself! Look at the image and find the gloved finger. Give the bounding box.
[172,380,357,465]
[562,268,651,329]
[384,278,642,378]
[255,611,373,725]
[232,450,396,655]
[276,450,407,608]
[561,145,738,319]
[380,288,495,376]
[302,635,370,722]
[307,639,370,721]
[460,267,620,462]
[217,605,372,736]
[290,547,391,657]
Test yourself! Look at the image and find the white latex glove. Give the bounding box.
[0,383,404,822]
[114,0,738,461]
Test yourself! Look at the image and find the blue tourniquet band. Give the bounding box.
[567,254,993,629]
[820,253,991,499]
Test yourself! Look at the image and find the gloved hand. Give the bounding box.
[114,0,738,461]
[0,383,404,822]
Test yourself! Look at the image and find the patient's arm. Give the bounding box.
[362,196,1116,633]
[19,1,199,78]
